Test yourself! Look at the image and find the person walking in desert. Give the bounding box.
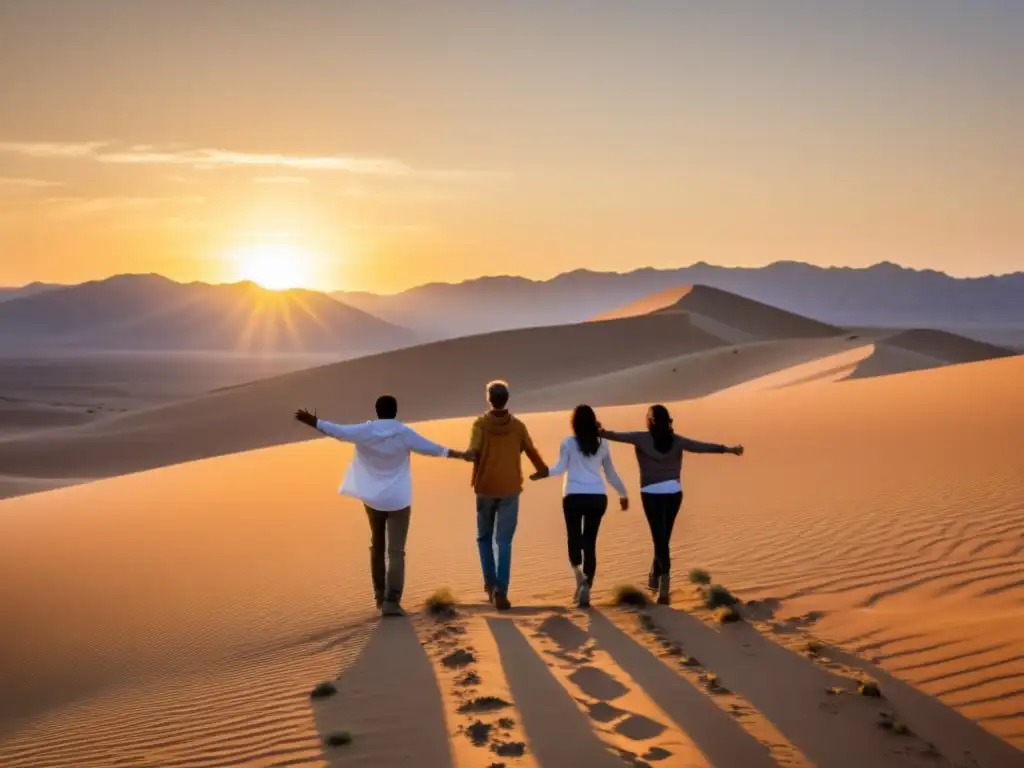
[295,395,470,617]
[600,404,743,605]
[530,404,629,607]
[465,380,548,611]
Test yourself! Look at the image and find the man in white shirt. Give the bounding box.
[295,395,470,616]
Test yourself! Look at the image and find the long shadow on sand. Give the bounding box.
[312,618,453,767]
[651,607,947,766]
[830,647,1024,768]
[487,616,624,768]
[586,610,777,767]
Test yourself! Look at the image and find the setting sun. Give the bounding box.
[230,243,317,291]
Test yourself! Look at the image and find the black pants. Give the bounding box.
[641,492,683,581]
[563,494,608,586]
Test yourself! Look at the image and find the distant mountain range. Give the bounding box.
[1,262,1021,354]
[333,261,1024,340]
[0,274,416,354]
[0,282,61,303]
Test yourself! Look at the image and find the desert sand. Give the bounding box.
[0,286,1021,767]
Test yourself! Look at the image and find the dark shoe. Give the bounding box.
[657,574,671,605]
[647,574,659,592]
[485,583,496,603]
[494,591,512,611]
[381,600,405,617]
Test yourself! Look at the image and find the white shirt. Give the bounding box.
[548,436,628,498]
[316,418,449,512]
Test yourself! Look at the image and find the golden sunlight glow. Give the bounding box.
[230,243,318,291]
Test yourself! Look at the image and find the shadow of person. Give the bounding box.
[586,610,776,766]
[829,646,1024,768]
[312,618,454,767]
[653,608,949,766]
[487,617,623,768]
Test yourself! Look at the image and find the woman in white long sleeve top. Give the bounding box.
[531,404,629,607]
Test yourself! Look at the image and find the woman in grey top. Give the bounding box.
[600,404,743,604]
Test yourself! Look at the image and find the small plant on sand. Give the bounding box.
[805,640,825,657]
[309,681,337,700]
[425,587,458,616]
[324,730,353,748]
[613,584,650,608]
[688,568,712,586]
[703,584,739,609]
[714,605,742,624]
[858,681,883,699]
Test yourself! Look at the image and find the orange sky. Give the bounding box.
[0,2,1021,293]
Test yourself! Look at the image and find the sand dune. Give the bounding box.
[591,284,842,343]
[0,288,1016,502]
[1,356,1022,766]
[0,313,729,496]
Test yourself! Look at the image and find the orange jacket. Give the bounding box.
[469,410,547,497]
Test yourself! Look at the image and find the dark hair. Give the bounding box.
[487,379,510,410]
[375,394,398,419]
[647,404,674,453]
[571,404,601,457]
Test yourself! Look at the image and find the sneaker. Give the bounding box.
[572,566,586,602]
[493,591,512,611]
[485,583,496,603]
[657,574,671,606]
[577,582,591,608]
[381,600,405,617]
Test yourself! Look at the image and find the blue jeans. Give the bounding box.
[476,494,520,593]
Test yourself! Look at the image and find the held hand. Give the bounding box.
[619,497,629,511]
[529,468,549,481]
[730,445,744,456]
[295,408,318,428]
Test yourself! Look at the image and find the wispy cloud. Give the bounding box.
[47,195,205,218]
[253,175,311,185]
[0,177,64,188]
[99,147,409,174]
[0,141,104,159]
[0,140,493,179]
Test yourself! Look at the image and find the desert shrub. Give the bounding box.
[688,568,712,585]
[858,681,882,698]
[714,606,742,624]
[612,584,650,608]
[703,584,739,609]
[425,587,458,616]
[309,681,337,700]
[324,731,353,748]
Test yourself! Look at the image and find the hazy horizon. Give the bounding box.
[2,1,1021,293]
[3,257,1024,299]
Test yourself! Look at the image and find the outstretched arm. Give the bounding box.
[598,430,646,445]
[295,409,367,442]
[679,436,743,456]
[403,426,471,460]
